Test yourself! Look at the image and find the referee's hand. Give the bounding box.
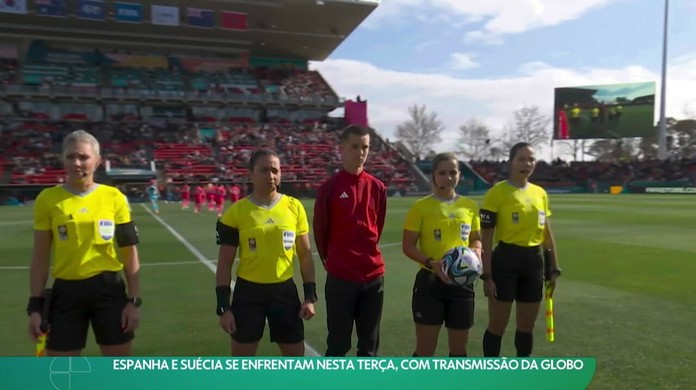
[28,313,43,342]
[219,311,237,334]
[121,304,140,333]
[436,263,453,285]
[299,302,315,321]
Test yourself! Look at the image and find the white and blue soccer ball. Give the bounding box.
[441,246,483,287]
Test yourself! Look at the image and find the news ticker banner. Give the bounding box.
[0,357,596,390]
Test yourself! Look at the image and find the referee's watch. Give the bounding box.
[423,258,435,270]
[216,306,230,317]
[550,268,563,277]
[126,297,142,307]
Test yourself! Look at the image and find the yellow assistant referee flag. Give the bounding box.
[545,283,555,342]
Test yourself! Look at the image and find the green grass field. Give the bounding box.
[1,194,695,389]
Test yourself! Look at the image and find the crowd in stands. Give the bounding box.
[0,119,416,191]
[6,61,337,104]
[5,113,696,192]
[1,60,18,85]
[469,158,696,188]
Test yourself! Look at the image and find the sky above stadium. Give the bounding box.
[311,0,696,158]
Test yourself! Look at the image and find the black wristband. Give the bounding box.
[303,282,318,303]
[215,286,231,316]
[27,296,45,316]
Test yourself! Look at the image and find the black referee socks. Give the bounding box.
[515,330,533,357]
[483,329,503,357]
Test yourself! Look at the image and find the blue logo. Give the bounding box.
[78,0,105,21]
[114,2,143,23]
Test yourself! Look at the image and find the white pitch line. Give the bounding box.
[141,204,322,357]
[0,220,32,226]
[142,205,217,273]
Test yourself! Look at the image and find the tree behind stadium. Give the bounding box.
[501,106,550,151]
[457,119,495,160]
[395,104,444,160]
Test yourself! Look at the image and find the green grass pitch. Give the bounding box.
[1,194,695,389]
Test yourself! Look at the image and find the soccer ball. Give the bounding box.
[441,246,482,287]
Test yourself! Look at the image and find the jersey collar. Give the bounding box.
[62,183,100,197]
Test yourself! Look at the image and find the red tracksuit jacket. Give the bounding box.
[313,169,387,282]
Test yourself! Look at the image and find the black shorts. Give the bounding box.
[47,271,133,351]
[412,269,475,330]
[231,277,303,344]
[491,242,544,303]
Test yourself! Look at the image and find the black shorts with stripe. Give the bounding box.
[491,242,544,303]
[47,271,133,351]
[231,277,304,344]
[412,269,475,329]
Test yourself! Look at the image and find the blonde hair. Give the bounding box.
[62,130,101,157]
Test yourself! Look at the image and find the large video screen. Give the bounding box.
[554,81,655,139]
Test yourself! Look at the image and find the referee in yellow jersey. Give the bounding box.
[27,130,141,356]
[480,142,561,357]
[215,149,317,356]
[402,153,482,357]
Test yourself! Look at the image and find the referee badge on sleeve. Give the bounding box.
[538,210,546,226]
[282,231,295,250]
[460,224,471,240]
[98,220,115,241]
[512,212,519,224]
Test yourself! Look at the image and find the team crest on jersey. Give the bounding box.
[98,220,115,240]
[57,225,68,240]
[434,229,442,241]
[248,238,257,251]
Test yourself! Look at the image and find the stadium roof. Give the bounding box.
[0,0,379,60]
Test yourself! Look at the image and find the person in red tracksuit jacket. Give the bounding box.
[313,125,387,357]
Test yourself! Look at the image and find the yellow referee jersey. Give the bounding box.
[219,195,309,284]
[482,181,551,247]
[33,184,132,280]
[404,195,480,270]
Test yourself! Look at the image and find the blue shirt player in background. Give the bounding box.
[147,180,160,214]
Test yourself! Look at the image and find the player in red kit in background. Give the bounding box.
[180,183,191,210]
[216,184,227,217]
[313,125,387,357]
[206,183,217,213]
[194,185,206,214]
[229,184,242,204]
